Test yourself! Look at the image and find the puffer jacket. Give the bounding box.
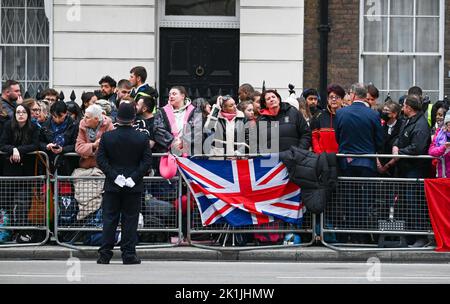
[280,146,338,214]
[257,103,311,153]
[75,115,114,169]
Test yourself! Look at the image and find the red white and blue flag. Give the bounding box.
[176,157,305,227]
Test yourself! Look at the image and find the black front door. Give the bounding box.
[159,28,239,106]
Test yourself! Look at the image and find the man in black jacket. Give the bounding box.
[392,94,431,248]
[96,102,152,264]
[392,94,431,178]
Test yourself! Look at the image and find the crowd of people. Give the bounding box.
[1,65,449,248]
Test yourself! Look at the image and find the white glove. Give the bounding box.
[114,175,126,187]
[125,177,136,188]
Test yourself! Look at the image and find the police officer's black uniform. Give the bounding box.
[96,103,152,264]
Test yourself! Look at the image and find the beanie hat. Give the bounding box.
[302,88,319,99]
[444,111,450,125]
[116,102,135,124]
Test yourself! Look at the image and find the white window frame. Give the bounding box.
[159,0,240,29]
[359,0,444,100]
[0,0,52,93]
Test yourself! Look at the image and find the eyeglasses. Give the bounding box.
[329,95,342,101]
[31,108,41,113]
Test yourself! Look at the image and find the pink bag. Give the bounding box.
[159,154,178,180]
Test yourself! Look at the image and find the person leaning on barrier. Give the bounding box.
[257,89,311,153]
[204,95,248,157]
[0,104,39,228]
[75,104,114,169]
[96,102,152,265]
[39,100,79,175]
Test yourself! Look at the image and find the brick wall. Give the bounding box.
[303,0,320,90]
[304,0,360,91]
[306,0,448,99]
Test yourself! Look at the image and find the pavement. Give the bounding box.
[1,243,449,263]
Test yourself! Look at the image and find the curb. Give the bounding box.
[1,246,449,263]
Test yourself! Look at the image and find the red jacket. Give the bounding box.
[311,107,339,154]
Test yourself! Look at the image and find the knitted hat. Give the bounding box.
[116,102,135,124]
[302,88,319,99]
[444,111,450,125]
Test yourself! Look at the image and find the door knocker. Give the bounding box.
[195,65,205,77]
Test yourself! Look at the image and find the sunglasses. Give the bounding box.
[222,95,232,101]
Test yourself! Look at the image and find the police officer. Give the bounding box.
[96,102,152,264]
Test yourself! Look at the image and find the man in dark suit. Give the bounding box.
[335,83,384,177]
[334,83,383,244]
[96,102,152,264]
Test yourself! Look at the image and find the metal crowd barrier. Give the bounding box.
[53,153,183,250]
[320,154,441,252]
[0,151,51,248]
[184,154,316,251]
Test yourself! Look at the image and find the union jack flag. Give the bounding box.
[176,156,305,227]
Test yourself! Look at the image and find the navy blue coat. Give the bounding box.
[335,101,384,170]
[96,125,152,193]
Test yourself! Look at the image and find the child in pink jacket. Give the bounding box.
[428,111,450,178]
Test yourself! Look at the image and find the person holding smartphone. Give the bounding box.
[39,100,79,174]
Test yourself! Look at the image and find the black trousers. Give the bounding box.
[98,191,141,259]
